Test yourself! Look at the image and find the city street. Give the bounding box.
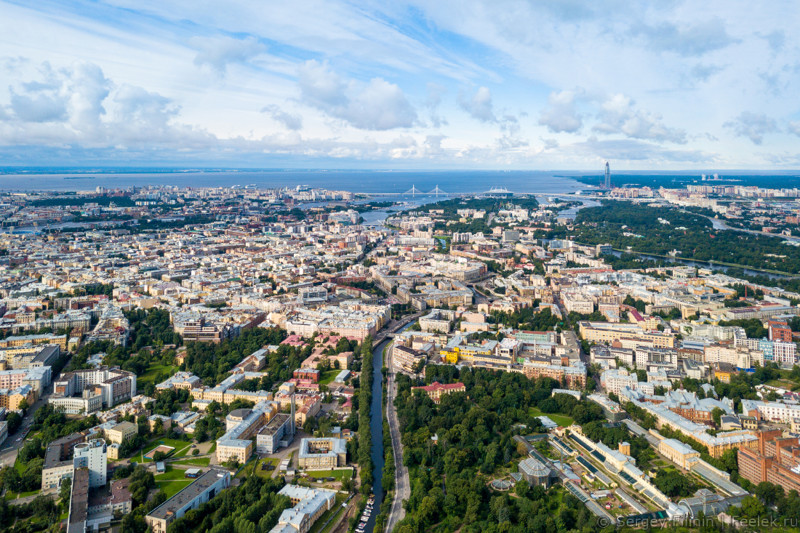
[0,388,50,468]
[385,342,409,532]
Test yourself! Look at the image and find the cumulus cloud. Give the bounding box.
[110,85,179,142]
[5,61,111,137]
[261,104,303,131]
[297,60,417,130]
[632,18,738,56]
[0,60,215,149]
[7,62,69,122]
[724,112,779,144]
[9,87,68,123]
[459,86,496,123]
[67,62,111,135]
[593,94,687,144]
[351,78,418,130]
[189,35,267,74]
[538,89,583,133]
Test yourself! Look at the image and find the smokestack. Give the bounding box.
[290,393,296,436]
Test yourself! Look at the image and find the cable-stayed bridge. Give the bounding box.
[400,185,449,197]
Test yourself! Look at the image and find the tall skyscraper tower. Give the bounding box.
[604,161,611,189]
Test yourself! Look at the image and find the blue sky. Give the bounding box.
[1,0,799,170]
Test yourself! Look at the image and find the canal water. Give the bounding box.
[363,338,389,533]
[607,250,796,280]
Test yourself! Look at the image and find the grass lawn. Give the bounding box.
[138,363,178,387]
[529,407,574,427]
[319,370,340,385]
[305,468,354,482]
[13,456,25,474]
[766,378,799,390]
[254,458,280,479]
[172,457,211,467]
[156,479,193,498]
[140,438,193,463]
[4,489,40,500]
[155,465,191,481]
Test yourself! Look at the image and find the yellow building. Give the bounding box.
[107,443,121,460]
[657,438,700,469]
[0,385,34,410]
[215,440,253,464]
[578,322,675,348]
[440,341,494,364]
[105,421,137,444]
[712,363,735,383]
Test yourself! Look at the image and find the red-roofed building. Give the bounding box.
[412,381,466,404]
[280,335,307,347]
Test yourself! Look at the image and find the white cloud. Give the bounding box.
[2,1,800,169]
[297,60,416,130]
[349,78,417,130]
[0,60,213,149]
[724,112,779,145]
[593,94,687,144]
[788,121,800,137]
[538,89,583,133]
[297,60,349,109]
[9,87,68,123]
[459,86,495,123]
[67,62,111,136]
[189,35,267,74]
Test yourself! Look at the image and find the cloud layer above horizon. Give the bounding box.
[1,0,800,170]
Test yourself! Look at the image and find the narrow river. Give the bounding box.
[363,338,389,533]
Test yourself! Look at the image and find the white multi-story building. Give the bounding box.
[741,399,800,423]
[52,366,136,409]
[600,368,639,396]
[739,338,797,366]
[73,438,107,488]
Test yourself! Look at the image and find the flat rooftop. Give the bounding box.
[67,468,89,533]
[147,468,228,520]
[258,413,291,436]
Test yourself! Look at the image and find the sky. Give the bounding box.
[1,1,799,170]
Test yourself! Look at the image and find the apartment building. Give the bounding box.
[741,399,800,424]
[738,431,800,494]
[392,345,427,374]
[52,366,137,410]
[145,468,231,533]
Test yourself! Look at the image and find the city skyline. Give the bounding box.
[1,1,799,170]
